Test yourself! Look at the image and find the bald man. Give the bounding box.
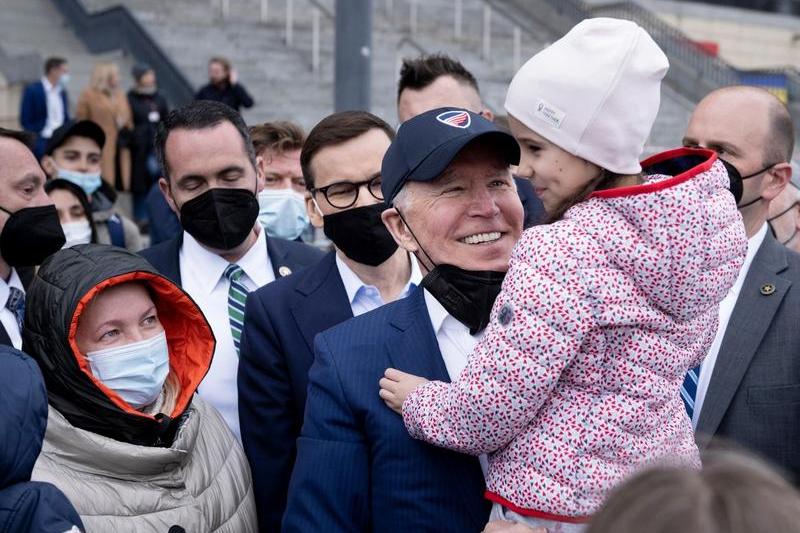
[682,86,800,481]
[768,182,800,253]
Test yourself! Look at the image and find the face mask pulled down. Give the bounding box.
[396,209,505,335]
[86,331,170,409]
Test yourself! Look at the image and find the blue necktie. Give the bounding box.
[223,264,249,355]
[5,287,25,332]
[681,365,701,420]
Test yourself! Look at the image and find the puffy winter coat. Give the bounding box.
[22,244,256,532]
[403,148,747,519]
[0,347,83,533]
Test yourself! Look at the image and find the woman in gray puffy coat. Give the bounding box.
[22,244,256,533]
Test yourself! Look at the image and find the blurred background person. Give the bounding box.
[249,121,310,242]
[26,244,256,532]
[128,63,169,229]
[41,120,142,251]
[45,178,97,248]
[195,56,254,113]
[76,62,134,217]
[19,57,70,159]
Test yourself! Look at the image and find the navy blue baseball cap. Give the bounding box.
[381,107,520,205]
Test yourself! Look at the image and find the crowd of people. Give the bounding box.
[2,15,800,533]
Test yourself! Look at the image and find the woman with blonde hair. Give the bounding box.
[24,244,256,532]
[76,62,133,195]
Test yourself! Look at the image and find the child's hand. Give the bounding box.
[379,368,428,415]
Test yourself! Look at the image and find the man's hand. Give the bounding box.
[379,368,428,415]
[483,520,547,533]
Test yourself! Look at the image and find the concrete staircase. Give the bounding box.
[76,0,691,152]
[0,0,136,124]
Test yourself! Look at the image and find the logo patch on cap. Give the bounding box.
[533,99,565,129]
[436,110,471,129]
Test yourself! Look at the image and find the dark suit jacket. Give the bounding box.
[144,183,181,246]
[696,232,800,481]
[20,80,70,136]
[139,232,324,286]
[0,268,35,347]
[283,288,489,532]
[239,251,353,532]
[513,176,546,228]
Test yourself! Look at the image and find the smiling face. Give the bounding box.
[75,282,164,354]
[509,114,601,216]
[382,137,523,273]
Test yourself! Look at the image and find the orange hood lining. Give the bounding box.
[68,272,216,421]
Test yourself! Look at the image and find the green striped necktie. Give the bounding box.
[224,264,249,355]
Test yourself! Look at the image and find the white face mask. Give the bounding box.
[61,220,92,248]
[257,188,310,241]
[86,331,170,409]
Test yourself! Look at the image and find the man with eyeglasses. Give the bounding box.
[238,110,422,532]
[681,85,800,482]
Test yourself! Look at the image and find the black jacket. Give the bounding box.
[22,244,215,447]
[195,82,254,112]
[127,90,169,194]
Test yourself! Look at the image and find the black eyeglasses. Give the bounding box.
[310,174,383,209]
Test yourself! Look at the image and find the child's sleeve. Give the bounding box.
[402,231,596,455]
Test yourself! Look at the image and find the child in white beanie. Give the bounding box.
[380,18,748,531]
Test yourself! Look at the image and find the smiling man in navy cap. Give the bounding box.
[282,108,524,533]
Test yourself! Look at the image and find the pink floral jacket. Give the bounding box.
[402,148,747,519]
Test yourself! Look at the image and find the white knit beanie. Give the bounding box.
[504,18,669,174]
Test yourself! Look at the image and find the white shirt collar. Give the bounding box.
[0,269,24,306]
[181,226,270,294]
[336,252,422,306]
[731,223,768,297]
[424,288,449,335]
[41,76,60,93]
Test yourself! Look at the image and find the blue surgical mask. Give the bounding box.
[86,331,170,409]
[57,168,102,196]
[257,188,309,241]
[59,73,71,87]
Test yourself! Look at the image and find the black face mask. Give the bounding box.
[722,159,775,208]
[323,203,399,266]
[0,204,65,266]
[178,188,259,250]
[396,209,506,334]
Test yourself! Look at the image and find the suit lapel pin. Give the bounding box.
[278,266,292,277]
[760,283,776,296]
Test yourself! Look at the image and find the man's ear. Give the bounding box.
[40,155,57,178]
[762,162,793,202]
[479,108,495,122]
[255,155,266,194]
[381,207,418,253]
[306,194,323,229]
[159,177,180,217]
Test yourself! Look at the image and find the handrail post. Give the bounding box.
[312,6,321,72]
[410,0,418,34]
[260,0,268,23]
[454,0,462,41]
[482,4,491,59]
[285,0,294,46]
[513,25,521,72]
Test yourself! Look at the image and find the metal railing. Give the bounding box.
[52,0,195,105]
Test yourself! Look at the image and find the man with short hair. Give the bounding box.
[398,54,544,227]
[249,121,310,242]
[40,120,142,251]
[239,111,423,531]
[20,57,70,159]
[282,108,523,532]
[681,85,800,480]
[768,180,800,253]
[195,57,254,113]
[141,100,322,439]
[0,128,65,348]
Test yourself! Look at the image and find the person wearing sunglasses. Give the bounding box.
[237,110,422,532]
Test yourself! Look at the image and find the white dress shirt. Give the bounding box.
[336,253,422,316]
[0,269,24,349]
[424,289,489,476]
[692,223,768,428]
[179,228,274,440]
[40,77,65,139]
